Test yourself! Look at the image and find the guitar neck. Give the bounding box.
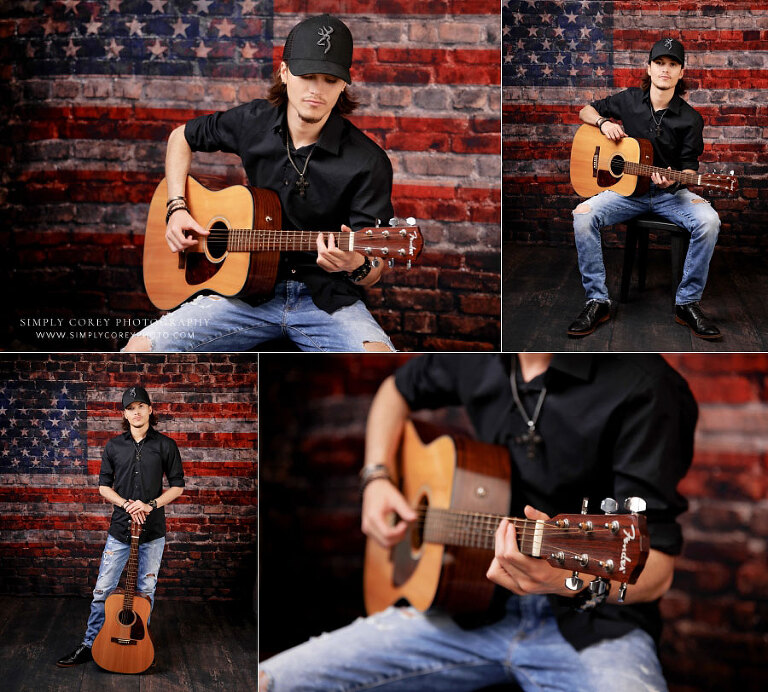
[423,507,541,556]
[622,161,699,186]
[219,229,355,253]
[122,523,141,611]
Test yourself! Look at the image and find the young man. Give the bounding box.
[56,385,184,668]
[259,353,697,691]
[569,37,721,339]
[125,14,395,352]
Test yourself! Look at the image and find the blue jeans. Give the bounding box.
[259,595,667,692]
[129,281,394,352]
[83,534,165,647]
[572,186,720,305]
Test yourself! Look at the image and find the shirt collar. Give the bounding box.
[273,104,344,156]
[642,88,682,114]
[122,427,156,442]
[545,354,595,383]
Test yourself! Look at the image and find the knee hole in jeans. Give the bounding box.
[124,335,153,352]
[690,198,709,205]
[363,341,394,352]
[259,669,272,692]
[574,203,592,214]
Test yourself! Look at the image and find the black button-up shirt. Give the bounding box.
[184,100,394,313]
[394,354,697,650]
[98,428,185,544]
[591,87,705,190]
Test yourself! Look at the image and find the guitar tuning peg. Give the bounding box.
[588,577,610,597]
[600,497,618,514]
[375,218,381,228]
[388,217,398,227]
[565,572,583,591]
[388,259,395,268]
[406,216,416,227]
[729,170,734,176]
[618,582,628,603]
[624,497,647,514]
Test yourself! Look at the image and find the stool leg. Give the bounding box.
[638,228,649,291]
[621,223,638,303]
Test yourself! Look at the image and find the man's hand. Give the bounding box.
[651,167,675,189]
[165,209,208,253]
[486,505,573,596]
[361,478,417,548]
[125,499,152,525]
[315,227,365,274]
[601,121,627,142]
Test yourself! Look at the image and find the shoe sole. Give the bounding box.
[567,312,610,337]
[674,316,722,340]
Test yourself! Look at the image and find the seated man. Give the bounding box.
[260,353,697,691]
[125,15,395,352]
[569,37,721,340]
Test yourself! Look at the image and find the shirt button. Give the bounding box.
[291,269,296,274]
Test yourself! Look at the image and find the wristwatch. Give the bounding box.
[149,499,157,510]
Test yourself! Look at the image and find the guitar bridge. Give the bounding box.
[592,146,600,178]
[111,637,137,646]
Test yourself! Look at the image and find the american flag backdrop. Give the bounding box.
[3,0,501,351]
[502,0,768,247]
[0,354,257,601]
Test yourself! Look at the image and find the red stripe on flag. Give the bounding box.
[274,0,499,15]
[614,68,768,90]
[87,431,256,447]
[0,488,257,505]
[86,460,256,476]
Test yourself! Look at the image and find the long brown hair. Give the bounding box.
[267,66,359,115]
[641,73,688,96]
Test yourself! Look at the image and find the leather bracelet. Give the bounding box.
[121,500,129,510]
[166,195,186,207]
[166,205,189,225]
[596,117,609,132]
[346,255,372,283]
[359,464,392,495]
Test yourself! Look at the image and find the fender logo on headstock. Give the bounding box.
[619,524,636,574]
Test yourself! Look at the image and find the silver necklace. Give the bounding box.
[285,138,316,197]
[510,359,547,459]
[649,103,668,137]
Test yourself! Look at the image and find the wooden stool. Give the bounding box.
[620,213,690,303]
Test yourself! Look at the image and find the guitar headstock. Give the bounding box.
[130,520,143,539]
[354,218,423,267]
[701,171,739,195]
[540,504,649,585]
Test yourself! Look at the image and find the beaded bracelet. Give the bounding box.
[359,464,392,495]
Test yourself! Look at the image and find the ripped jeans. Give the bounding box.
[82,534,165,647]
[259,595,668,692]
[572,186,720,305]
[125,280,394,352]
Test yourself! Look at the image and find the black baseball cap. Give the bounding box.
[283,14,353,84]
[649,38,685,66]
[122,385,151,409]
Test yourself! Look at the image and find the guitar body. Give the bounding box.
[570,124,654,198]
[143,176,282,310]
[363,420,511,615]
[92,589,154,674]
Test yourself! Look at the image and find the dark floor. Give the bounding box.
[502,243,768,352]
[0,596,257,692]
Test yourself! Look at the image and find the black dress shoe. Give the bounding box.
[675,302,721,340]
[56,644,92,667]
[567,300,611,336]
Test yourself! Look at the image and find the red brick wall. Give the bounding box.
[260,354,768,689]
[503,3,768,250]
[0,354,257,604]
[3,3,500,351]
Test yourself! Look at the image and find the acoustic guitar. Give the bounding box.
[92,520,155,674]
[143,176,424,310]
[363,420,649,616]
[569,123,738,198]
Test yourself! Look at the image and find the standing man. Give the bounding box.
[260,353,697,690]
[569,37,721,339]
[125,14,396,352]
[56,385,184,668]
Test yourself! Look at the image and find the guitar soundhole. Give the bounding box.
[411,494,428,553]
[207,221,229,261]
[609,155,625,178]
[118,609,136,627]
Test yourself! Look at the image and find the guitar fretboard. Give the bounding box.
[621,161,700,186]
[422,507,542,555]
[122,525,140,613]
[206,229,355,253]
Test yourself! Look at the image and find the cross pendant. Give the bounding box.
[515,423,542,459]
[295,176,309,197]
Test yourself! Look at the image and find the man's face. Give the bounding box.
[280,61,346,125]
[124,401,152,429]
[647,56,684,92]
